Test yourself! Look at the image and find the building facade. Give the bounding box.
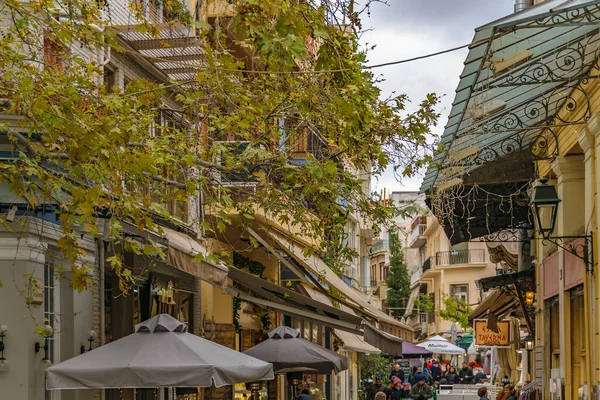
[419,0,600,398]
[402,215,497,341]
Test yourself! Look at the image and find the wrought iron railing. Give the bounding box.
[435,249,486,266]
[422,257,432,273]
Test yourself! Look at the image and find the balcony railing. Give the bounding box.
[422,257,432,273]
[410,224,427,242]
[435,249,486,266]
[410,266,422,286]
[371,239,389,253]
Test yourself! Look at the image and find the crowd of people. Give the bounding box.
[362,358,517,400]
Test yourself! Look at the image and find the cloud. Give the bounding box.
[361,0,515,194]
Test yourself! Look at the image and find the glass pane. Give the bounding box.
[535,204,555,232]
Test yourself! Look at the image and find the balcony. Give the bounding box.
[435,249,486,266]
[422,257,432,273]
[409,224,427,248]
[370,239,389,254]
[410,266,422,287]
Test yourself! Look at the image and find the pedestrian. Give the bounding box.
[444,366,459,385]
[367,376,389,400]
[430,359,442,381]
[390,362,405,383]
[473,368,487,384]
[409,366,419,385]
[410,374,433,400]
[375,392,388,400]
[459,362,474,384]
[389,376,404,400]
[478,387,489,400]
[297,388,312,400]
[496,384,512,400]
[506,385,517,400]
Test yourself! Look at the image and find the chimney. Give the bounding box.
[515,0,534,12]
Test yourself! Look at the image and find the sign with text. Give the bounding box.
[473,319,511,348]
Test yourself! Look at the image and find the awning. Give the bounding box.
[363,322,404,357]
[223,286,362,334]
[457,333,473,351]
[334,329,381,354]
[419,0,600,243]
[468,288,519,322]
[302,285,406,356]
[404,287,420,317]
[228,266,363,328]
[162,227,228,287]
[477,269,534,292]
[263,229,413,332]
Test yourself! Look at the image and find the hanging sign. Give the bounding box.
[473,319,511,348]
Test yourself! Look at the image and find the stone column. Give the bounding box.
[551,155,585,396]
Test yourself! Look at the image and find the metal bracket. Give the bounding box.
[541,235,594,273]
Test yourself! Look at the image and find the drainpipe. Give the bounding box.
[515,0,534,12]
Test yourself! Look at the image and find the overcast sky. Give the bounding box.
[362,0,515,195]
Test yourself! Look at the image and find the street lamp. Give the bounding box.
[530,178,560,239]
[529,178,594,272]
[524,334,535,352]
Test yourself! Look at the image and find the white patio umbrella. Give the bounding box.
[417,335,465,355]
[46,314,274,390]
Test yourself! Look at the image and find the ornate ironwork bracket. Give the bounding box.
[541,235,594,273]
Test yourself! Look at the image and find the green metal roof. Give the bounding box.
[421,0,600,193]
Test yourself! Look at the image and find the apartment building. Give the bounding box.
[404,216,497,340]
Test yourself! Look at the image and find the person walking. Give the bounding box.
[390,363,405,383]
[367,376,389,400]
[389,376,405,400]
[297,388,312,400]
[459,362,474,384]
[375,392,388,400]
[444,366,459,385]
[477,387,489,400]
[410,374,433,400]
[430,359,442,381]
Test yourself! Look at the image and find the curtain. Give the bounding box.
[497,318,522,383]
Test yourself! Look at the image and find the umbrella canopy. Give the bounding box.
[417,335,465,355]
[401,341,433,358]
[46,314,274,390]
[243,326,348,374]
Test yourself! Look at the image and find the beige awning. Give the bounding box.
[404,287,420,317]
[228,266,363,328]
[334,329,381,354]
[162,227,228,287]
[468,289,518,322]
[265,229,413,332]
[364,322,404,357]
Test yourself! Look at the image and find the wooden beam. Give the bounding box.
[129,37,200,51]
[146,54,204,62]
[158,67,199,75]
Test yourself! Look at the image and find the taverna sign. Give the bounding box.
[473,319,511,348]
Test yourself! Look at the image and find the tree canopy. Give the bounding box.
[0,0,439,306]
[385,229,410,319]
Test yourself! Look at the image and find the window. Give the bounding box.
[450,284,468,302]
[44,263,55,400]
[379,262,385,282]
[103,67,116,94]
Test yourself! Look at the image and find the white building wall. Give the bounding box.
[0,218,97,400]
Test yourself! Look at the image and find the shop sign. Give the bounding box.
[473,319,511,348]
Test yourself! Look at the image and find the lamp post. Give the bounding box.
[523,334,534,381]
[530,178,593,272]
